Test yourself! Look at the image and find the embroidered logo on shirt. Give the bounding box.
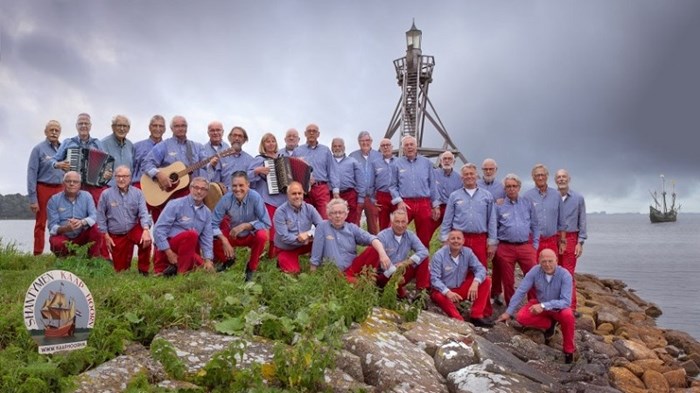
[168,151,177,157]
[110,201,119,207]
[58,207,66,212]
[456,200,464,205]
[179,216,192,223]
[326,235,335,240]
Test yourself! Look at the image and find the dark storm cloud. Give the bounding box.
[1,0,699,211]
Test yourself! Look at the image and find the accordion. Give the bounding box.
[66,148,115,187]
[265,157,312,195]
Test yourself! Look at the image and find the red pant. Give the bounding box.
[83,184,106,208]
[537,234,559,256]
[108,226,151,273]
[33,183,63,255]
[360,197,379,235]
[401,197,435,290]
[516,299,576,354]
[49,225,102,258]
[430,275,493,320]
[265,204,278,258]
[462,232,493,316]
[494,242,537,306]
[339,189,360,225]
[277,244,313,274]
[559,231,580,310]
[306,182,331,219]
[375,191,393,230]
[213,230,268,271]
[154,230,203,274]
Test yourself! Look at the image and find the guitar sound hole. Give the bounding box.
[169,173,180,183]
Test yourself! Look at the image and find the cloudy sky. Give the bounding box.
[1,0,698,213]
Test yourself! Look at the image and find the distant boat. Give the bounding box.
[649,174,680,223]
[40,284,78,338]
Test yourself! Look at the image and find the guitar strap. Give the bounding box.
[185,140,194,166]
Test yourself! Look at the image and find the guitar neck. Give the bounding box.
[176,147,237,177]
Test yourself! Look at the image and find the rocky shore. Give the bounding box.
[75,272,700,392]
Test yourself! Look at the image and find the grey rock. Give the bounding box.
[402,311,474,357]
[433,338,479,377]
[334,349,364,383]
[446,359,553,393]
[323,368,376,393]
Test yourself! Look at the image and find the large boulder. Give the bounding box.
[613,339,660,361]
[641,369,670,393]
[343,308,448,392]
[401,310,474,357]
[446,359,553,393]
[608,366,647,393]
[433,338,479,377]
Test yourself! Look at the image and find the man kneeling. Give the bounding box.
[430,230,493,327]
[496,248,576,363]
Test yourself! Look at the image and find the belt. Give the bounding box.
[314,181,328,186]
[500,241,528,245]
[402,197,430,202]
[37,182,63,187]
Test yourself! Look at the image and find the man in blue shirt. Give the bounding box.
[433,151,463,226]
[97,166,152,274]
[51,113,111,206]
[294,124,340,219]
[142,115,204,223]
[348,131,382,234]
[223,126,254,183]
[101,115,135,187]
[278,128,299,157]
[388,135,440,291]
[332,137,366,225]
[211,171,271,281]
[556,169,587,313]
[27,120,65,255]
[310,198,390,282]
[494,174,540,306]
[47,171,102,258]
[273,181,323,274]
[496,248,576,364]
[430,230,493,327]
[345,209,429,297]
[523,164,563,255]
[374,138,396,230]
[477,158,505,201]
[200,121,232,186]
[132,115,165,187]
[153,177,215,275]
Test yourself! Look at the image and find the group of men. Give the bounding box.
[27,114,586,362]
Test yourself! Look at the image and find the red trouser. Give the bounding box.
[277,244,313,274]
[213,230,268,271]
[49,225,102,258]
[430,275,493,320]
[339,189,360,225]
[154,230,203,274]
[401,197,435,290]
[34,183,63,255]
[375,191,393,230]
[494,242,537,306]
[108,226,152,273]
[344,247,421,295]
[360,197,379,235]
[265,204,277,258]
[306,182,331,219]
[426,204,446,242]
[462,232,493,316]
[537,234,559,256]
[559,231,580,310]
[516,299,576,354]
[83,184,106,208]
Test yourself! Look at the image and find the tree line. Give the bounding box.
[0,194,33,219]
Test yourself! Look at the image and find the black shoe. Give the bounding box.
[492,295,504,306]
[139,270,149,277]
[544,321,557,345]
[244,268,254,282]
[470,317,495,328]
[564,352,574,364]
[216,258,235,272]
[573,311,582,318]
[162,264,177,277]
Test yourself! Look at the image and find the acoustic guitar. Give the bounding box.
[140,147,238,206]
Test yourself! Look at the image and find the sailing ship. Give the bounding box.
[649,174,680,223]
[40,284,78,338]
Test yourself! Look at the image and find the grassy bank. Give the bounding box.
[0,240,421,392]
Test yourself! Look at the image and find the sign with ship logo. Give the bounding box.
[23,270,96,354]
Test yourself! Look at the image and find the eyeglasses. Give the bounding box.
[64,180,80,184]
[191,186,208,192]
[482,168,496,171]
[113,124,129,128]
[379,144,392,147]
[115,175,130,179]
[329,211,346,216]
[306,129,319,133]
[505,185,520,189]
[77,122,90,126]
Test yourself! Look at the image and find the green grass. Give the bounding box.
[0,239,425,392]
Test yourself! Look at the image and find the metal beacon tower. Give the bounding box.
[385,21,466,163]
